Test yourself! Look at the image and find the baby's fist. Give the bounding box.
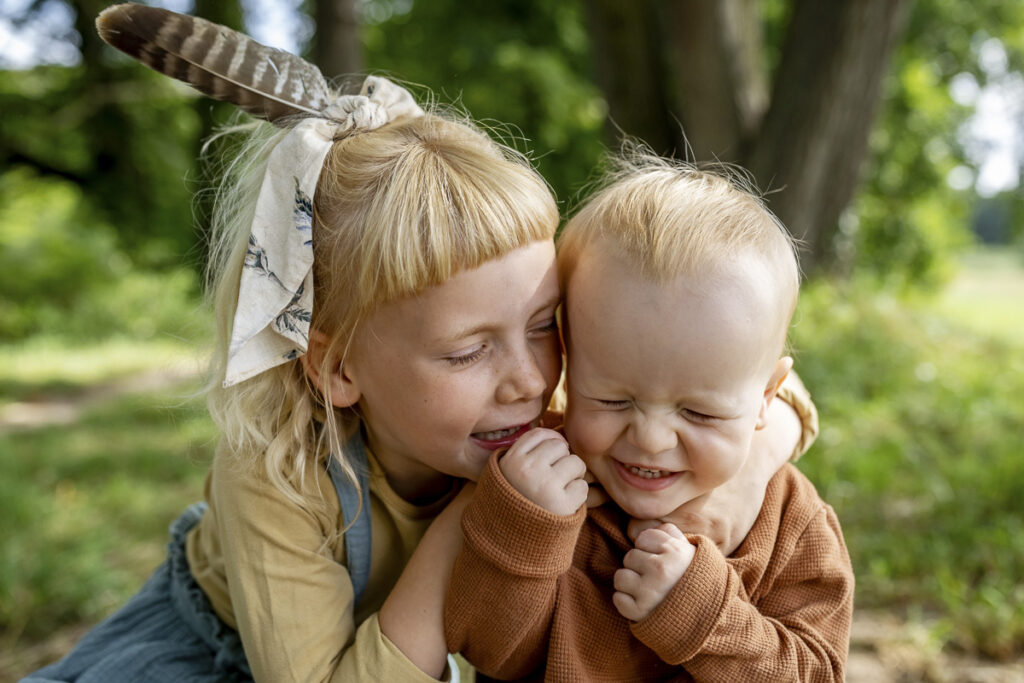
[499,428,588,516]
[612,523,695,622]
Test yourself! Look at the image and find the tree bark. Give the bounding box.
[745,0,911,269]
[661,0,767,162]
[584,0,911,272]
[584,0,678,155]
[312,0,364,80]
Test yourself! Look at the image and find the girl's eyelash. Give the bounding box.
[598,399,630,407]
[446,347,485,366]
[682,409,717,423]
[530,319,558,335]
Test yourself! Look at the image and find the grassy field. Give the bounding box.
[1,248,1023,678]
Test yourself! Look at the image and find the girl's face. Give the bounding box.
[345,240,561,502]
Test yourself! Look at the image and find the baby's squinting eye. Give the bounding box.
[681,408,718,423]
[597,399,630,409]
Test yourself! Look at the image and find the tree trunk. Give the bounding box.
[312,0,364,80]
[660,0,768,162]
[584,0,911,272]
[746,0,911,269]
[584,0,678,155]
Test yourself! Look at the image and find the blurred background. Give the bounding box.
[1,0,1022,680]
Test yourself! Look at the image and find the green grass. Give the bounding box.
[0,336,207,405]
[0,368,215,667]
[935,246,1024,342]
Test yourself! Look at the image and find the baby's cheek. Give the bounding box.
[564,413,612,460]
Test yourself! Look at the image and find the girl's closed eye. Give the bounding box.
[529,318,558,337]
[445,345,486,366]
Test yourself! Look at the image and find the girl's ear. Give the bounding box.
[301,328,361,408]
[756,356,794,430]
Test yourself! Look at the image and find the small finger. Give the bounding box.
[622,547,655,572]
[551,452,587,480]
[504,428,564,460]
[586,483,610,509]
[658,522,686,540]
[627,517,661,542]
[633,528,673,553]
[613,567,641,594]
[612,591,641,622]
[564,478,590,507]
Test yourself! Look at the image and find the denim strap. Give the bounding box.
[327,433,372,606]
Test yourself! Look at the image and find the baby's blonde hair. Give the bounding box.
[205,111,558,511]
[559,149,800,350]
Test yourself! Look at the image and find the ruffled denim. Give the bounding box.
[22,503,252,682]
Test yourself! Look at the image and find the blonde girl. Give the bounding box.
[25,4,559,682]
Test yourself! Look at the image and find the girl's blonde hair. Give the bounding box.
[204,111,558,512]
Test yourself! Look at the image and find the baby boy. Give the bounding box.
[445,154,854,681]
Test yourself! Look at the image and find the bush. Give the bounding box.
[0,169,205,343]
[792,279,1024,659]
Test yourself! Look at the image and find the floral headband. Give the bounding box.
[96,3,423,386]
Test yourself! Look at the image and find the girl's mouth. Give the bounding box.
[613,460,682,491]
[470,422,534,450]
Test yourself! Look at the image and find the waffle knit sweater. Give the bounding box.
[445,457,853,682]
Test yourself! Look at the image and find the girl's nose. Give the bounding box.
[627,413,678,455]
[496,344,547,404]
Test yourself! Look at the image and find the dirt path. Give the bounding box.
[848,610,1024,682]
[0,364,200,434]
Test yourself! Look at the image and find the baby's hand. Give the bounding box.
[499,428,588,516]
[613,523,695,622]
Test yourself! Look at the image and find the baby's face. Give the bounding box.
[563,245,783,520]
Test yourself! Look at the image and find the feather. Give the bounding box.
[96,3,332,124]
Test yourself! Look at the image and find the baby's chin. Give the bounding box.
[610,494,686,522]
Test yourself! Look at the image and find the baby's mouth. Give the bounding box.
[623,464,673,479]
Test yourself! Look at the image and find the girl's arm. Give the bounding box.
[378,484,474,679]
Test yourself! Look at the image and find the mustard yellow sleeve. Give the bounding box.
[776,371,819,461]
[335,614,456,682]
[200,452,445,682]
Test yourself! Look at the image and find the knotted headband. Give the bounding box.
[96,4,423,386]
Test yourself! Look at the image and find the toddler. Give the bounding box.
[446,153,854,681]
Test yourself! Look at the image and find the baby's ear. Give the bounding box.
[301,329,362,408]
[756,356,793,429]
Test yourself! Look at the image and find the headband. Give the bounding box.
[96,4,423,386]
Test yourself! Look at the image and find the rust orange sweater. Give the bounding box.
[445,455,853,682]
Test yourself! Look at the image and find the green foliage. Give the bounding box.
[792,276,1024,659]
[361,0,607,205]
[0,168,206,342]
[0,64,204,268]
[843,0,1024,286]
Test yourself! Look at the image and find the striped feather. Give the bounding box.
[96,3,332,124]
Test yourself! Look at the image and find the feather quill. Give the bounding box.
[96,3,332,124]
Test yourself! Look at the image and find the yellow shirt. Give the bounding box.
[186,442,458,682]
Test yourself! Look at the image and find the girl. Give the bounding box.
[25,4,814,682]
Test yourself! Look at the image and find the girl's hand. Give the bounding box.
[612,523,694,622]
[642,398,802,555]
[499,428,588,516]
